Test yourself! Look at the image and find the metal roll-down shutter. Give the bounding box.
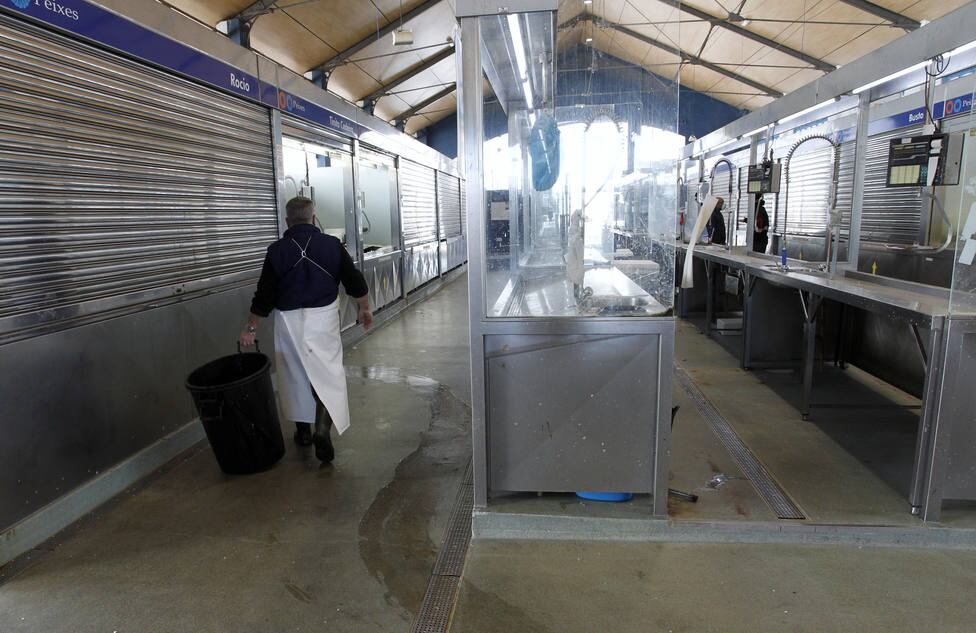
[282,114,352,152]
[0,15,278,338]
[399,159,438,247]
[861,125,925,245]
[437,171,461,238]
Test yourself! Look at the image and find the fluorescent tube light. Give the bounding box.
[507,13,533,109]
[778,97,839,124]
[710,137,738,151]
[948,40,976,57]
[743,125,771,138]
[853,61,929,94]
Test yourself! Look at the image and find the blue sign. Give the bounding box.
[278,90,364,138]
[3,0,260,100]
[869,107,928,135]
[933,94,974,120]
[2,0,366,138]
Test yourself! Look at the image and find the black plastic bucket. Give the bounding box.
[186,348,285,474]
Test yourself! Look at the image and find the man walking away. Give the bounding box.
[240,196,373,463]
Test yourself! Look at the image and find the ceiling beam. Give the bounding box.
[361,46,455,114]
[575,15,783,98]
[394,83,456,124]
[310,0,444,87]
[836,0,920,31]
[653,0,835,72]
[224,0,277,47]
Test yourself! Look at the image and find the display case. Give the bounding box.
[458,1,680,514]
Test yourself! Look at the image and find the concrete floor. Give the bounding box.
[450,539,976,633]
[0,277,473,633]
[6,275,976,633]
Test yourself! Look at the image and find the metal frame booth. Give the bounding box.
[458,1,680,515]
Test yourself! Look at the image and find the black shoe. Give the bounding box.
[294,423,313,447]
[313,432,335,463]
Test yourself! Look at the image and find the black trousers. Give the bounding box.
[753,232,769,254]
[304,389,334,436]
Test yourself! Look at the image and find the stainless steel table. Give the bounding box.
[677,243,976,520]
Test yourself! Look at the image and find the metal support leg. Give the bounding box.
[910,318,945,518]
[798,290,822,421]
[742,273,757,370]
[705,261,715,335]
[910,322,928,370]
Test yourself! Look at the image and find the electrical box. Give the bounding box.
[747,161,781,194]
[886,133,964,187]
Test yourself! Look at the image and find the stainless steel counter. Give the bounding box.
[678,244,970,323]
[677,242,976,521]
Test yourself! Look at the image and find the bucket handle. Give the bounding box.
[198,396,223,422]
[237,339,261,354]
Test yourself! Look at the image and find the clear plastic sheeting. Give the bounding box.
[948,74,976,316]
[479,12,679,319]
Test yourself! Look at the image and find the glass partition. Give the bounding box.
[282,138,357,257]
[948,73,976,315]
[357,151,399,258]
[479,11,678,318]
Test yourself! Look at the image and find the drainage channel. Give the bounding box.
[674,365,806,521]
[411,462,474,633]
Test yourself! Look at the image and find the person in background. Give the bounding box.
[706,196,727,246]
[240,196,372,463]
[753,195,770,253]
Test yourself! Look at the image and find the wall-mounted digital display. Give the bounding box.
[747,161,781,194]
[886,133,964,187]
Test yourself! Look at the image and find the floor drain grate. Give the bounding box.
[675,365,806,521]
[411,461,474,633]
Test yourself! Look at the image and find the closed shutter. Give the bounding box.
[399,159,438,247]
[777,138,838,236]
[0,15,277,337]
[282,114,352,152]
[861,125,925,244]
[437,171,461,238]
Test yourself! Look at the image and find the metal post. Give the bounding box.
[269,109,288,236]
[705,261,714,335]
[799,291,821,420]
[746,136,759,251]
[741,273,756,369]
[351,139,365,267]
[843,92,870,271]
[393,156,406,303]
[459,15,489,508]
[910,317,945,516]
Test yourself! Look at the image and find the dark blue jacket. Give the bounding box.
[250,224,368,317]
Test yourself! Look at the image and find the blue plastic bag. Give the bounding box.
[529,112,560,191]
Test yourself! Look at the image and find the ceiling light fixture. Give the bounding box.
[585,36,594,43]
[507,13,533,109]
[948,40,976,57]
[778,97,840,124]
[852,61,929,94]
[743,124,772,138]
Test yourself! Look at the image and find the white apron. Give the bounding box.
[274,302,351,435]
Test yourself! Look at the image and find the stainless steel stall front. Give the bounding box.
[458,1,680,515]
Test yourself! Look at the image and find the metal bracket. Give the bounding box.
[910,322,928,371]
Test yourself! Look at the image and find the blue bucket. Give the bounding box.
[576,492,634,502]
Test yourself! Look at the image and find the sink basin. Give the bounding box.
[761,264,828,276]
